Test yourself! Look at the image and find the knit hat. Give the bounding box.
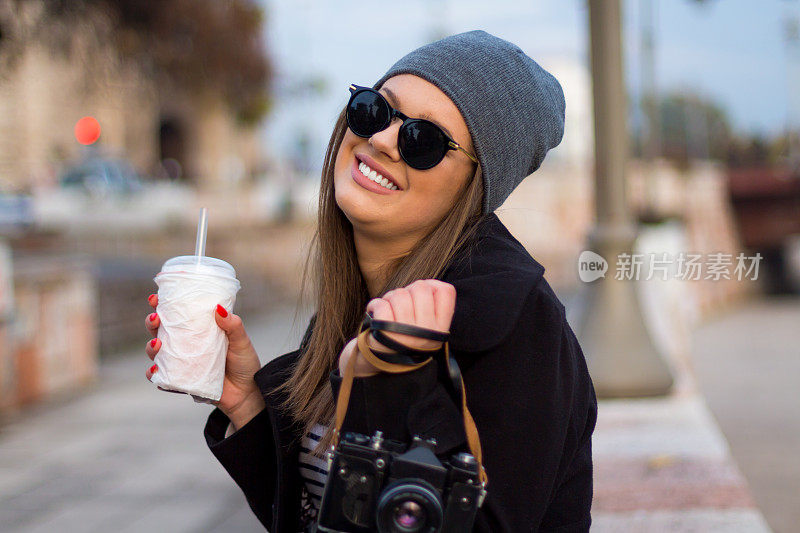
[373,30,565,214]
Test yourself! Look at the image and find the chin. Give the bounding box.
[334,178,368,224]
[334,169,383,217]
[336,197,377,227]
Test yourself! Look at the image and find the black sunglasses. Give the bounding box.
[346,84,479,170]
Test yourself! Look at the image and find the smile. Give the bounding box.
[351,155,402,195]
[359,161,398,190]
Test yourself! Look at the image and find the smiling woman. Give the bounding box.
[144,29,595,533]
[333,74,481,262]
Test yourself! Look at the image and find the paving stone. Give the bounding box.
[594,457,756,512]
[0,304,309,532]
[594,396,730,460]
[592,508,773,533]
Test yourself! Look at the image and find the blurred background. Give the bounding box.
[0,0,797,532]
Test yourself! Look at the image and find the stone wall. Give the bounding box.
[0,253,97,414]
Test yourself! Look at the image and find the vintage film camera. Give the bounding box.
[315,430,485,532]
[314,311,488,532]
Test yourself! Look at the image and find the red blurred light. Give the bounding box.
[75,116,101,145]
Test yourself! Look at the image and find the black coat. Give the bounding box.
[204,212,598,532]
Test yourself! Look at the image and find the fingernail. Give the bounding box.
[216,304,228,318]
[149,364,158,374]
[150,339,157,348]
[149,313,157,322]
[148,293,156,304]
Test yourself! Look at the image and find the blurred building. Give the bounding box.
[0,0,271,416]
[0,0,262,193]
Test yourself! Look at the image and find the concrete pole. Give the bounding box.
[576,0,674,397]
[640,0,661,221]
[641,0,660,163]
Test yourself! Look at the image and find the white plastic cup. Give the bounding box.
[152,255,241,402]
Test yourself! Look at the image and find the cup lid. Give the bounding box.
[158,255,238,279]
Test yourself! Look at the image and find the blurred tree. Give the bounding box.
[633,0,720,167]
[634,92,732,167]
[727,133,793,168]
[4,0,273,126]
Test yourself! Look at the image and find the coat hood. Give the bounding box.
[442,212,546,352]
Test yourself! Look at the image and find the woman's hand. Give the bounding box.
[144,294,265,430]
[338,279,456,377]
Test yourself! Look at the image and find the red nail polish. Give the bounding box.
[150,339,157,348]
[149,364,158,374]
[216,304,228,318]
[149,313,157,322]
[148,294,156,303]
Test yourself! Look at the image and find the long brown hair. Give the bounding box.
[273,105,486,457]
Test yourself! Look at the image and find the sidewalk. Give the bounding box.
[0,303,313,533]
[591,394,771,532]
[689,295,800,533]
[589,293,776,532]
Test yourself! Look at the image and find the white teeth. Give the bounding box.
[358,160,398,191]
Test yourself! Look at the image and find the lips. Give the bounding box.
[351,155,399,195]
[355,153,402,190]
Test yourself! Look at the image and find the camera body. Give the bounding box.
[315,430,485,533]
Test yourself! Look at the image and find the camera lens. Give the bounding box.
[394,501,423,529]
[376,479,442,533]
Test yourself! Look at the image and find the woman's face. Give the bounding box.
[334,74,477,241]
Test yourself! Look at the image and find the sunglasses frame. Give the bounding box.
[347,84,479,170]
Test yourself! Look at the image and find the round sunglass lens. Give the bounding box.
[400,121,449,169]
[348,90,390,137]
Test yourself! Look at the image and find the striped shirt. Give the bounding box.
[298,422,331,515]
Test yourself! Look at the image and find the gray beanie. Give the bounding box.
[373,30,566,214]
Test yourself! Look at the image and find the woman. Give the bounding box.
[144,30,597,532]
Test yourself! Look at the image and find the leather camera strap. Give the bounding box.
[332,312,488,487]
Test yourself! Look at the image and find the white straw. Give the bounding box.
[195,207,208,266]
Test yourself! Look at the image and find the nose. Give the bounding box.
[368,118,402,163]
